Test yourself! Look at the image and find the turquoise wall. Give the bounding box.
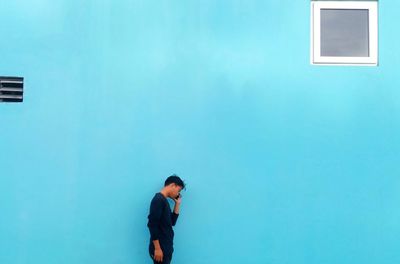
[1,1,399,263]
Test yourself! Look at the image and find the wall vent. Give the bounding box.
[0,76,23,102]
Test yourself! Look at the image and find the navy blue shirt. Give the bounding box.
[147,193,179,255]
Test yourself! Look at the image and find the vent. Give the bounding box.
[0,76,24,102]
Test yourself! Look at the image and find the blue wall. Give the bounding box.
[1,1,399,263]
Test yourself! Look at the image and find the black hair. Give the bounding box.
[164,174,186,190]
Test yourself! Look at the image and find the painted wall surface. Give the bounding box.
[1,1,399,264]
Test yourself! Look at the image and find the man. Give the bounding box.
[147,175,185,264]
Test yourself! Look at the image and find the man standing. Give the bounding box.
[147,175,185,264]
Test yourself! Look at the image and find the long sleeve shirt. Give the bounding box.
[147,193,179,254]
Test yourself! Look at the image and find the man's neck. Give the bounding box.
[160,189,169,198]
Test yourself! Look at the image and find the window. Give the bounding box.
[0,77,24,103]
[311,1,378,66]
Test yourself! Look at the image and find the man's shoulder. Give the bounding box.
[151,193,166,203]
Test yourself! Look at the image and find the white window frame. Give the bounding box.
[310,1,378,66]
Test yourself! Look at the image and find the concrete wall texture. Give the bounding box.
[1,1,399,264]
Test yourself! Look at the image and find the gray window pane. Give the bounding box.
[320,9,369,57]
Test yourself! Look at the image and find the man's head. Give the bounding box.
[163,174,185,199]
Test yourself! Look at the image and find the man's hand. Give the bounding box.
[172,195,182,214]
[153,248,163,262]
[152,240,163,262]
[172,195,182,205]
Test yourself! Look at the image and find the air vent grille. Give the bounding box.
[0,77,23,102]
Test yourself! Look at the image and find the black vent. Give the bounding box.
[0,76,23,102]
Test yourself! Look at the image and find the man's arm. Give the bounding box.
[147,197,164,262]
[152,240,163,262]
[171,195,181,226]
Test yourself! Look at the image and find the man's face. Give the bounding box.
[170,184,182,199]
